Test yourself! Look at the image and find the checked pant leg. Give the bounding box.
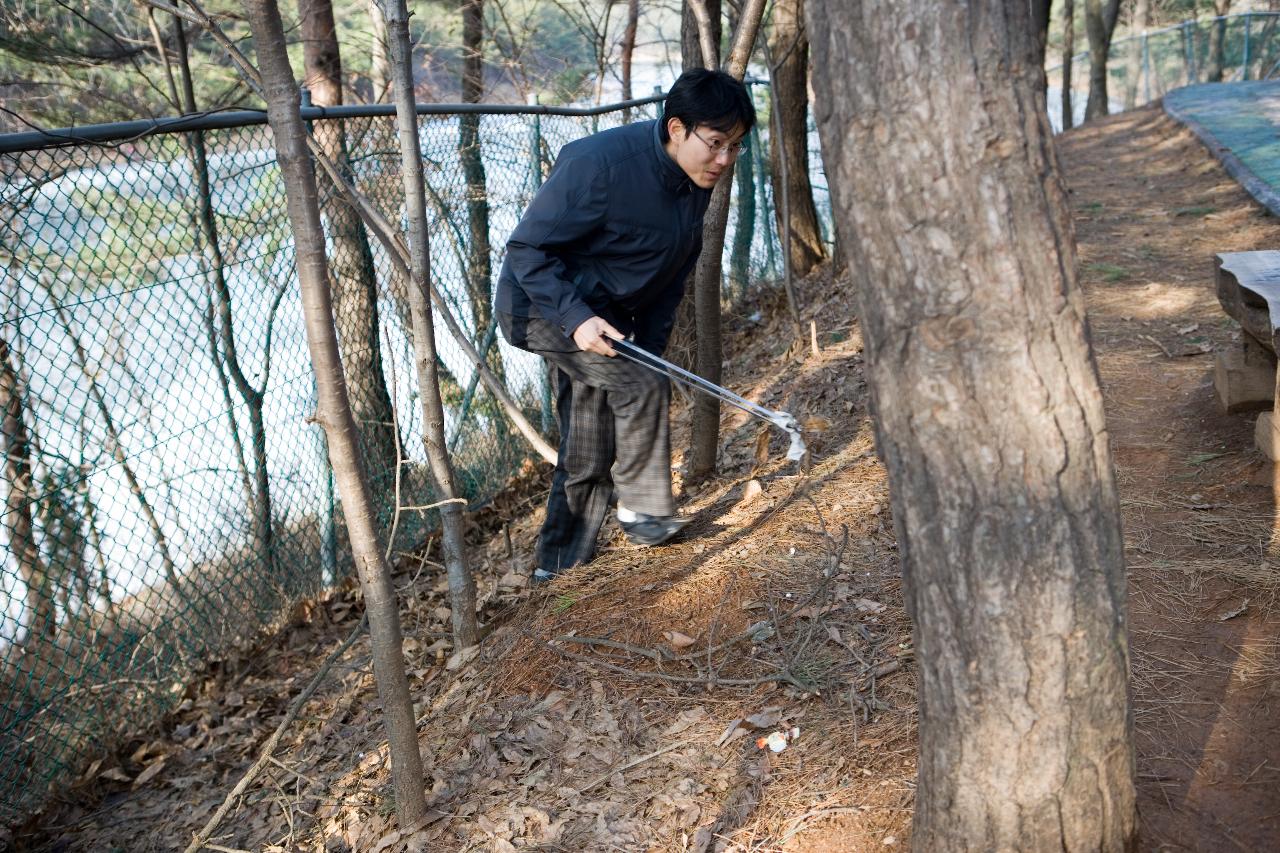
[536,368,616,573]
[523,319,675,574]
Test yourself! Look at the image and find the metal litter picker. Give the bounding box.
[610,338,807,462]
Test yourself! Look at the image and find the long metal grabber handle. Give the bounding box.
[611,338,808,462]
[611,338,777,421]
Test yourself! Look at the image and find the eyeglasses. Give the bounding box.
[689,127,747,158]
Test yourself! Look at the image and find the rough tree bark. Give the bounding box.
[807,0,1138,849]
[1,336,55,639]
[767,0,826,279]
[1062,0,1075,130]
[301,0,402,504]
[687,0,767,480]
[240,0,427,824]
[381,0,479,649]
[1084,0,1121,120]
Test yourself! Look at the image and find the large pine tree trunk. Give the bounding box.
[766,0,825,279]
[301,0,402,503]
[807,1,1137,849]
[241,0,427,824]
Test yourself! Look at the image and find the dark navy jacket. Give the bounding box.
[496,119,710,355]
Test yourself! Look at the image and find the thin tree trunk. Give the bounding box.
[668,0,723,373]
[1,336,55,640]
[240,0,427,824]
[1206,1,1233,83]
[1084,0,1121,120]
[621,0,639,121]
[1124,0,1150,108]
[767,0,825,279]
[687,0,767,480]
[1062,0,1075,129]
[173,17,277,578]
[808,1,1137,849]
[682,0,721,71]
[368,0,391,102]
[302,0,402,507]
[381,0,479,650]
[459,0,494,347]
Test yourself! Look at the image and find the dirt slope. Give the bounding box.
[16,102,1280,852]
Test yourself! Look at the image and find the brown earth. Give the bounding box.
[13,102,1280,852]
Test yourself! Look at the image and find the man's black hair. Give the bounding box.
[658,68,756,143]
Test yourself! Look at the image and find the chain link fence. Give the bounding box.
[1046,11,1280,130]
[0,85,804,824]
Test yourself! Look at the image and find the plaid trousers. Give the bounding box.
[501,313,673,573]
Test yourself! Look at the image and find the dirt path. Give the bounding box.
[1062,104,1280,852]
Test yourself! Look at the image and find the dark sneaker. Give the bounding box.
[619,513,692,547]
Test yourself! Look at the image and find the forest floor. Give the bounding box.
[15,102,1280,852]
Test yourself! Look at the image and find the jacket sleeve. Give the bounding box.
[503,153,608,339]
[632,236,701,356]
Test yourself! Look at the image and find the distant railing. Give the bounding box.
[1046,11,1280,130]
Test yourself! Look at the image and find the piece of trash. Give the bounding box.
[1218,599,1248,621]
[748,311,762,323]
[1176,323,1200,335]
[747,621,775,643]
[855,598,886,613]
[883,835,898,846]
[755,727,800,753]
[664,630,697,649]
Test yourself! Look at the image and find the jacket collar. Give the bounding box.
[652,118,696,194]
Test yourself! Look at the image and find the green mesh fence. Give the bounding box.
[1046,11,1280,129]
[0,90,801,824]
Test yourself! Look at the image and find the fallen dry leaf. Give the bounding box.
[663,630,697,650]
[132,757,167,789]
